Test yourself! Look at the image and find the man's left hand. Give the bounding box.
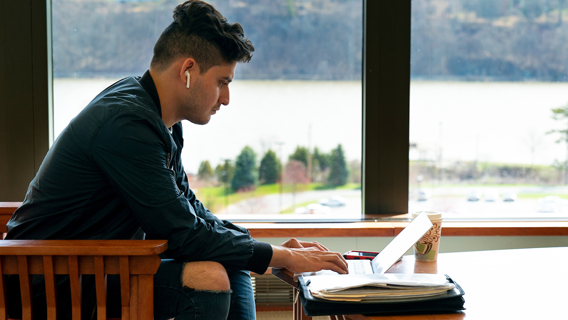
[280,238,329,251]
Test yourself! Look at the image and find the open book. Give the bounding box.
[303,273,456,302]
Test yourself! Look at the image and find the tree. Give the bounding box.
[231,146,258,191]
[197,160,214,182]
[349,159,362,184]
[547,103,568,184]
[522,131,543,168]
[215,161,234,185]
[464,0,505,19]
[288,146,309,168]
[312,147,330,172]
[283,160,309,208]
[259,150,282,184]
[327,144,349,187]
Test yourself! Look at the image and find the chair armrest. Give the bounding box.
[0,240,167,256]
[0,202,19,234]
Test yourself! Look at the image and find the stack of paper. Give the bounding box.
[303,274,456,302]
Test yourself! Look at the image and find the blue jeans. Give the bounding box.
[110,259,256,320]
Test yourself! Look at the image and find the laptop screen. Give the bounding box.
[371,212,433,273]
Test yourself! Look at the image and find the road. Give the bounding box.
[215,185,568,220]
[216,189,362,220]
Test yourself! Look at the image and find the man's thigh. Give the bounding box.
[109,259,232,320]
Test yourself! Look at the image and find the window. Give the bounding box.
[409,0,568,219]
[3,1,412,217]
[51,0,371,220]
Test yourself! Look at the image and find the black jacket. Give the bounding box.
[7,71,272,273]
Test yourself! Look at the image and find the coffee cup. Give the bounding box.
[411,211,443,262]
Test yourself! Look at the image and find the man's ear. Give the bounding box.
[180,58,197,85]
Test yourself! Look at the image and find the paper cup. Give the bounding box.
[411,211,443,262]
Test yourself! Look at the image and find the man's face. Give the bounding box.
[180,61,237,125]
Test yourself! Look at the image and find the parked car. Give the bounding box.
[536,196,565,213]
[467,190,482,202]
[484,190,499,202]
[319,196,346,207]
[417,190,430,201]
[502,192,517,202]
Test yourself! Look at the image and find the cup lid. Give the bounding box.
[412,210,443,220]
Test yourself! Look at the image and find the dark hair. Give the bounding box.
[151,0,254,73]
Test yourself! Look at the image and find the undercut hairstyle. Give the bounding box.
[151,0,255,73]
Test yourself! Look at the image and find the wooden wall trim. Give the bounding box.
[244,221,568,238]
[2,203,567,237]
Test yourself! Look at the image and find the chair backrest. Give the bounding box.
[0,202,19,235]
[0,203,167,320]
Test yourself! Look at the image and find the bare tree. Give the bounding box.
[283,160,309,208]
[522,131,544,168]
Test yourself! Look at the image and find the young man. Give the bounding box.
[6,1,347,319]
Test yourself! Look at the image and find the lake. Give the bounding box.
[54,79,568,174]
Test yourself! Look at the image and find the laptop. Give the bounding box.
[347,212,433,274]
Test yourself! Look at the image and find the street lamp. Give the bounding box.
[220,158,231,213]
[274,141,284,213]
[416,174,423,200]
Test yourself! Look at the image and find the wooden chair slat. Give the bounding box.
[119,256,130,320]
[17,256,32,320]
[138,275,153,320]
[43,256,57,320]
[0,257,6,320]
[0,204,166,319]
[130,275,138,320]
[68,256,82,320]
[94,256,106,320]
[2,255,161,276]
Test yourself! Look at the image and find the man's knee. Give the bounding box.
[181,261,230,291]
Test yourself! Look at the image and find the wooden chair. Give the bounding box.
[0,203,167,320]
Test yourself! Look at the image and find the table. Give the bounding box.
[273,247,568,320]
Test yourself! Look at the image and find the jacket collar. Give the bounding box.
[139,70,162,118]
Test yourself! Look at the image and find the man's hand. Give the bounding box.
[280,238,329,251]
[270,238,348,274]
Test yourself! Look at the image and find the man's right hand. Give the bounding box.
[269,239,348,274]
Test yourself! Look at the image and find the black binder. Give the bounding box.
[298,275,466,317]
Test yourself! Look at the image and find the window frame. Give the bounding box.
[1,0,411,218]
[363,1,410,216]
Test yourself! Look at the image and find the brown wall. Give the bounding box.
[0,1,50,201]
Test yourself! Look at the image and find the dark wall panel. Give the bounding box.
[0,1,49,201]
[363,0,410,215]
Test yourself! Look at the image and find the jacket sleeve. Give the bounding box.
[172,123,250,235]
[90,115,272,273]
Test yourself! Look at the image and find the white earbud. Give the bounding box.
[185,71,190,89]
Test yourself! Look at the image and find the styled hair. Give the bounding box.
[150,0,254,73]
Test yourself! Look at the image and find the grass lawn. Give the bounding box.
[194,182,361,213]
[517,194,568,199]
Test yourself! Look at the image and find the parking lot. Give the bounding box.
[409,186,568,219]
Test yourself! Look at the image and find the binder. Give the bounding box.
[298,274,465,317]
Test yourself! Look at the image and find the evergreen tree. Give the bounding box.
[259,150,282,184]
[197,160,214,182]
[313,147,330,172]
[215,161,234,185]
[327,144,348,186]
[548,102,568,184]
[288,146,308,168]
[231,146,258,191]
